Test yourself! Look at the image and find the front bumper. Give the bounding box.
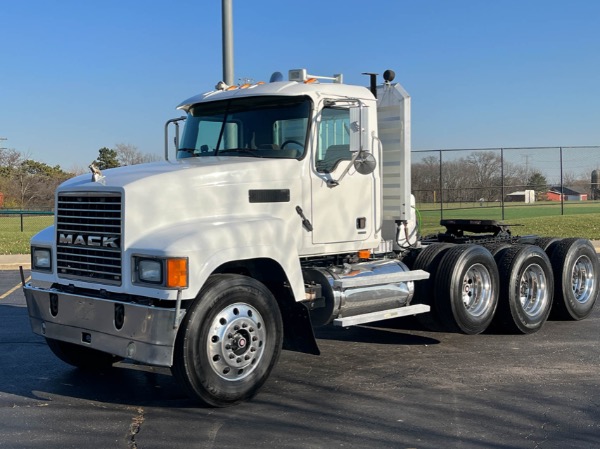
[23,284,186,367]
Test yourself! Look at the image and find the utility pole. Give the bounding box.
[0,137,6,150]
[222,0,234,86]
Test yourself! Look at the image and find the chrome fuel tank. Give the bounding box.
[303,259,415,326]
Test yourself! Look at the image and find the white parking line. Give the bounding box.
[0,277,31,300]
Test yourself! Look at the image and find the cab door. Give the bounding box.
[310,103,376,244]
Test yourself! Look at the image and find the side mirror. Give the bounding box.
[354,152,376,175]
[349,105,369,153]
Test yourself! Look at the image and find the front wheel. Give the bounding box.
[172,274,283,407]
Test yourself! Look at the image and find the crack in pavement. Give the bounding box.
[127,407,145,449]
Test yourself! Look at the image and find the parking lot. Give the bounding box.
[1,266,599,449]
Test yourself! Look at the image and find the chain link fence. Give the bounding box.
[412,146,600,229]
[0,210,54,232]
[0,210,53,255]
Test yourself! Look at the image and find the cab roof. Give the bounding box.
[176,80,374,112]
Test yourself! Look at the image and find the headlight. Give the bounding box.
[32,247,52,271]
[137,259,163,284]
[133,256,188,288]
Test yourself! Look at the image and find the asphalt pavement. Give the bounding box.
[1,263,599,449]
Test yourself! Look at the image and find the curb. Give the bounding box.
[0,255,31,271]
[0,263,31,271]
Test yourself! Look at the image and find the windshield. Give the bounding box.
[178,96,311,159]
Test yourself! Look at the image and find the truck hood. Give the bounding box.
[61,157,300,190]
[58,157,305,247]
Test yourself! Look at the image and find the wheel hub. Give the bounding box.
[207,303,266,381]
[461,263,493,317]
[518,263,548,318]
[572,255,594,304]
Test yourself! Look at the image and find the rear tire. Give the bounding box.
[549,238,599,320]
[435,245,499,334]
[481,241,512,256]
[172,274,283,407]
[493,244,554,333]
[410,243,455,331]
[46,338,122,370]
[533,236,560,252]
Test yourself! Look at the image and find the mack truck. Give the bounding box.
[23,69,599,407]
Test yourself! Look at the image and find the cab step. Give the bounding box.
[333,303,430,327]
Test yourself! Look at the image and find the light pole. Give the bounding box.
[222,0,234,86]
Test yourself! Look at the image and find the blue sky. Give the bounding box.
[2,0,599,170]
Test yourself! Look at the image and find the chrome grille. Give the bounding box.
[56,192,123,285]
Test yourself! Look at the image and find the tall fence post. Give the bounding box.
[20,213,24,232]
[439,149,443,221]
[559,146,564,215]
[500,148,505,221]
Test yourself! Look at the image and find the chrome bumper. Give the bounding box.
[23,284,186,367]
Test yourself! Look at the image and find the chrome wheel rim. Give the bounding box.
[519,263,548,319]
[571,255,595,304]
[207,303,266,381]
[461,263,493,317]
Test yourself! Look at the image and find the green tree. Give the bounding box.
[6,160,73,209]
[94,147,120,170]
[527,171,548,194]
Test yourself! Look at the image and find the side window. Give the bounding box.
[316,107,352,172]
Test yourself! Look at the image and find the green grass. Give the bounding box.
[418,201,600,238]
[0,216,53,255]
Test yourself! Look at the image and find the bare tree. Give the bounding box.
[412,155,440,203]
[115,143,160,166]
[0,148,23,169]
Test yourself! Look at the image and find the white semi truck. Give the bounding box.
[24,69,599,407]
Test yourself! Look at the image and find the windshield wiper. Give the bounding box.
[217,148,262,157]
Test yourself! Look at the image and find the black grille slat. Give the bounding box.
[56,192,123,285]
